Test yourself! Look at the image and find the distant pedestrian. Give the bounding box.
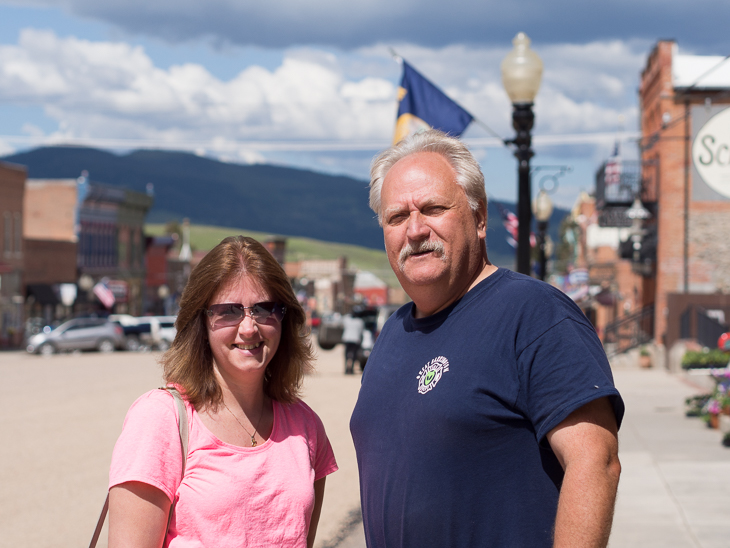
[108,236,337,548]
[351,130,624,547]
[359,327,374,370]
[341,312,365,374]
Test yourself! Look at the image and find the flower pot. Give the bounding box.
[723,404,730,416]
[709,413,720,429]
[640,355,652,369]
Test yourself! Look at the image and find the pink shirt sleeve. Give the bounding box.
[308,404,338,481]
[109,390,185,502]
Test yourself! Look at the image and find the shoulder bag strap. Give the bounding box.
[88,387,189,548]
[163,387,189,532]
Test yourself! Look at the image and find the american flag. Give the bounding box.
[93,281,116,309]
[496,203,536,248]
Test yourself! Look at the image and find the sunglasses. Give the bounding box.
[206,302,287,327]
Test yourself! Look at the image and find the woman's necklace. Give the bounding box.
[222,400,265,447]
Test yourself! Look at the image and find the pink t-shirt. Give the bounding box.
[109,390,338,547]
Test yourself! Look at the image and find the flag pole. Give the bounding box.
[473,118,507,143]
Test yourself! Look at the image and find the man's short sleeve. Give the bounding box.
[517,317,625,444]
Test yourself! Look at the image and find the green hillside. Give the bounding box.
[146,223,399,287]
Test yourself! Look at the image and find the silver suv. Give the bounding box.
[26,318,126,355]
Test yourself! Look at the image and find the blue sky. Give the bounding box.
[1,0,728,208]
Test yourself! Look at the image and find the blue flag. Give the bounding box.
[394,61,473,144]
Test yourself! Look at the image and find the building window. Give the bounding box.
[132,227,141,268]
[79,222,89,268]
[127,227,134,267]
[3,212,11,257]
[14,212,21,255]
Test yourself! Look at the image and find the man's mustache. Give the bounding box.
[397,240,446,272]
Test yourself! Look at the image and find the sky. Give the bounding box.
[1,0,729,209]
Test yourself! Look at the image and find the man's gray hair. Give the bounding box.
[369,129,487,226]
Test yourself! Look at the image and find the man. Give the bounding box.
[341,311,365,374]
[350,130,623,547]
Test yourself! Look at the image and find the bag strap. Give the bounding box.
[88,387,189,548]
[163,387,188,532]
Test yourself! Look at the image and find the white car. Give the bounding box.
[110,315,177,351]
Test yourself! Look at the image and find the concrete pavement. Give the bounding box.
[608,362,730,548]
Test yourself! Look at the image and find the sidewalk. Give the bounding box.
[333,364,730,548]
[609,365,730,548]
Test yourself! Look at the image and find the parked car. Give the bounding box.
[150,316,177,351]
[316,304,400,356]
[110,315,177,351]
[26,318,125,355]
[317,313,344,351]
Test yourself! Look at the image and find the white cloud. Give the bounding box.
[0,139,15,156]
[21,123,46,137]
[0,29,648,183]
[0,29,398,149]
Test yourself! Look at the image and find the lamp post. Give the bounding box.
[533,189,553,281]
[626,197,651,265]
[501,32,543,275]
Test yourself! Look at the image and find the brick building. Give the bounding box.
[144,235,177,315]
[24,179,78,285]
[636,41,730,350]
[353,271,389,307]
[0,161,26,346]
[285,256,356,315]
[566,192,645,351]
[24,174,153,319]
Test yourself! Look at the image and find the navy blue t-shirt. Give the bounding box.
[350,268,624,548]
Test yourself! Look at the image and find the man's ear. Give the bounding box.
[474,200,487,239]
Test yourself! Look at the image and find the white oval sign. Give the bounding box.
[693,107,730,198]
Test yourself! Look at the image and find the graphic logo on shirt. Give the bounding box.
[416,356,449,394]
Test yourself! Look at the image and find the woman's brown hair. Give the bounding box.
[162,236,313,408]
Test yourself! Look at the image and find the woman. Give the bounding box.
[108,236,338,548]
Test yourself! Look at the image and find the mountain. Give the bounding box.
[2,146,567,265]
[4,146,383,249]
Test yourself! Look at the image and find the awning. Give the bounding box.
[26,284,60,306]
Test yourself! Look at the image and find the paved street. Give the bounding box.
[1,347,729,547]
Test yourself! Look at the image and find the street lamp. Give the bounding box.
[502,32,543,275]
[533,189,553,281]
[626,197,651,264]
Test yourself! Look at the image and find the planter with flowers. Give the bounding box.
[686,394,711,417]
[705,398,723,429]
[700,370,730,429]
